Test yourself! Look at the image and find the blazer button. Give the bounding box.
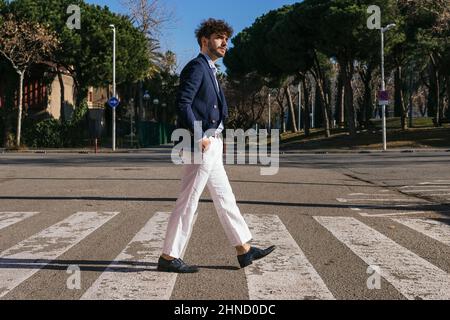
[212,120,216,124]
[214,105,218,109]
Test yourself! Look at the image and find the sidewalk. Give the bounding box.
[0,145,175,154]
[2,146,450,155]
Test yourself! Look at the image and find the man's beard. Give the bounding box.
[208,43,226,59]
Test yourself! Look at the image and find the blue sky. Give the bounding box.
[86,0,299,71]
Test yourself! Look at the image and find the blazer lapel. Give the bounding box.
[198,54,223,104]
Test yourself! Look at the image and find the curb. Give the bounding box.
[2,148,450,155]
[279,148,450,154]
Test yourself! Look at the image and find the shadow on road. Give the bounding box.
[0,258,238,272]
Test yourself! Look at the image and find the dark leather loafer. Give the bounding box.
[157,256,199,273]
[237,245,276,268]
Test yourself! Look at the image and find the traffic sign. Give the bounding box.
[378,90,389,105]
[108,97,119,108]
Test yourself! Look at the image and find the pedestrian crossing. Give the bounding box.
[0,212,39,230]
[81,212,186,300]
[0,211,119,298]
[244,214,334,300]
[315,216,450,300]
[0,210,449,300]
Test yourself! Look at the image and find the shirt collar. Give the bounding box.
[200,52,217,71]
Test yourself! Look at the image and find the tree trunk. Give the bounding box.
[394,65,407,130]
[342,62,356,136]
[360,67,373,128]
[314,79,331,137]
[275,91,285,133]
[57,69,66,123]
[16,70,24,147]
[362,82,372,128]
[446,74,450,119]
[301,76,311,136]
[435,71,441,126]
[285,85,298,132]
[429,55,441,126]
[280,104,286,133]
[336,67,345,126]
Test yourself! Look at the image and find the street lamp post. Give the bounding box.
[153,98,159,121]
[268,92,271,133]
[380,23,396,151]
[109,24,116,151]
[142,91,151,147]
[161,102,167,144]
[143,91,150,120]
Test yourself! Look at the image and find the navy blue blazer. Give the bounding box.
[176,54,228,141]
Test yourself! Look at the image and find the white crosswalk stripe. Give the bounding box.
[391,218,450,246]
[0,211,119,298]
[81,212,182,300]
[314,216,450,300]
[243,214,334,300]
[0,212,39,231]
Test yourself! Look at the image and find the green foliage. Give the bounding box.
[22,118,63,148]
[224,6,293,81]
[22,100,89,148]
[4,0,151,95]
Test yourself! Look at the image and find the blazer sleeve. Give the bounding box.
[177,60,204,137]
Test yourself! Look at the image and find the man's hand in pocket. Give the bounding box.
[201,137,211,153]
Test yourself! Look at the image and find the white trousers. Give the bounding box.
[162,135,253,258]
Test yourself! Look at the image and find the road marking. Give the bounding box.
[0,211,119,298]
[391,218,450,246]
[403,189,450,193]
[419,182,450,185]
[394,203,435,207]
[244,214,334,300]
[314,216,450,300]
[358,211,424,217]
[81,212,185,300]
[0,212,39,231]
[339,198,420,202]
[348,193,396,196]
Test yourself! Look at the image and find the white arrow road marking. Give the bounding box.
[244,214,334,300]
[391,218,450,246]
[314,216,450,300]
[0,211,119,298]
[0,212,39,231]
[81,212,190,300]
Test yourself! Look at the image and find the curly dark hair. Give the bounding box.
[195,18,233,48]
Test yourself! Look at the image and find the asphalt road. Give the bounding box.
[0,151,449,300]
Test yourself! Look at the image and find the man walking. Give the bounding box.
[157,18,275,273]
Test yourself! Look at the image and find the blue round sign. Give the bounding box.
[108,97,119,108]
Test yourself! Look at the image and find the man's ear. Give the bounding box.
[201,36,208,49]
